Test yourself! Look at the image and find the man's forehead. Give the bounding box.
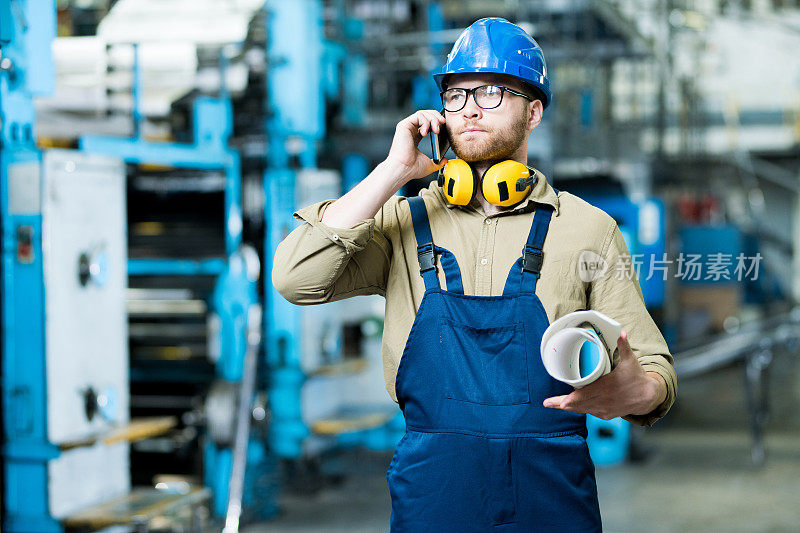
[444,73,525,91]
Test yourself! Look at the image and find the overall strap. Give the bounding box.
[407,196,464,292]
[519,204,554,294]
[502,186,560,296]
[408,196,440,290]
[435,247,464,293]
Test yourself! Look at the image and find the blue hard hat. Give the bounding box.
[434,17,552,109]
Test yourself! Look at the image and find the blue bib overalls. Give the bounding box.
[386,196,602,532]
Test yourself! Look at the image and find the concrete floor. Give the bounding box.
[240,349,800,533]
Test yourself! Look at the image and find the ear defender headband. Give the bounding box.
[437,159,537,207]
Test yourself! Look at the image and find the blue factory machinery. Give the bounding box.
[2,1,403,530]
[1,1,63,530]
[262,3,405,493]
[79,41,265,526]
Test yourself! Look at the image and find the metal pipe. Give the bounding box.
[132,43,144,139]
[222,305,262,533]
[673,309,800,378]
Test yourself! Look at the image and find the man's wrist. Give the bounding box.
[380,158,415,188]
[643,371,667,414]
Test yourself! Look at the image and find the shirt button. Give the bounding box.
[481,258,488,265]
[331,234,340,241]
[485,219,492,225]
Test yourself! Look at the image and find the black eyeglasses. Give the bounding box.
[440,84,532,112]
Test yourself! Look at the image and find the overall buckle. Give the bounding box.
[417,243,436,273]
[522,245,543,274]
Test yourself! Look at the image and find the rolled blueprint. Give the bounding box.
[540,310,622,388]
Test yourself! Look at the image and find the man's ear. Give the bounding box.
[528,99,544,131]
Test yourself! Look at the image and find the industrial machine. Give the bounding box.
[262,1,403,470]
[2,145,134,529]
[1,1,70,530]
[1,1,200,529]
[80,40,267,528]
[2,0,260,529]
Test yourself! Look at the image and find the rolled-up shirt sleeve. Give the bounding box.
[271,199,394,305]
[588,220,677,427]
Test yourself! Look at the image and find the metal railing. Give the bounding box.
[673,307,800,465]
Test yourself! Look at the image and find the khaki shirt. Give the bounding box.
[272,169,677,427]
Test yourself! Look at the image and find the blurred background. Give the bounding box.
[2,0,800,531]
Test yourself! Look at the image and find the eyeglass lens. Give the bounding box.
[442,85,504,112]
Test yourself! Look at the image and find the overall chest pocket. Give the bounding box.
[439,319,530,405]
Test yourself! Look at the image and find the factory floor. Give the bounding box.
[240,349,800,533]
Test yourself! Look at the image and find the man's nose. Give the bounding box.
[461,93,483,119]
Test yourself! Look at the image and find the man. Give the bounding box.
[273,17,676,532]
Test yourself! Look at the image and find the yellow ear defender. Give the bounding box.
[437,159,537,207]
[438,159,476,205]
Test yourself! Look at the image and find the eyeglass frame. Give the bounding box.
[439,84,533,113]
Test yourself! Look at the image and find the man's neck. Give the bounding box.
[476,190,513,216]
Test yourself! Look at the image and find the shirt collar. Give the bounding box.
[436,166,560,216]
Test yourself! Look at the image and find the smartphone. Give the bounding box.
[429,123,450,164]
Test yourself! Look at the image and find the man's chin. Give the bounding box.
[451,143,497,163]
[454,149,507,163]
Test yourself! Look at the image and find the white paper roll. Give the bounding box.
[540,310,622,388]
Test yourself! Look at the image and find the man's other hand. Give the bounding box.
[542,330,667,420]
